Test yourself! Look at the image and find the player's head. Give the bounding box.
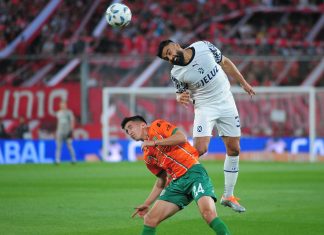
[157,40,185,66]
[121,115,147,141]
[60,100,67,109]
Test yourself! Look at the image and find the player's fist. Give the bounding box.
[176,91,191,107]
[132,204,149,218]
[241,83,256,97]
[141,140,155,151]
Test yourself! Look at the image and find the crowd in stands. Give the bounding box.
[90,0,323,88]
[0,0,48,86]
[1,0,323,87]
[0,0,48,50]
[0,117,30,139]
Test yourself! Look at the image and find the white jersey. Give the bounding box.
[170,41,237,116]
[56,109,74,134]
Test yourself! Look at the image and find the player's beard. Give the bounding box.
[172,51,185,66]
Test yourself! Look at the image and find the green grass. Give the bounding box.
[1,161,324,235]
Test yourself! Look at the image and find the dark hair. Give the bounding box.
[121,115,147,129]
[157,39,174,59]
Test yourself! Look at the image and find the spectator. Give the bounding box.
[0,120,10,139]
[14,117,29,139]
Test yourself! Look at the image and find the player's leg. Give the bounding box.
[197,196,231,235]
[194,136,211,156]
[141,200,179,235]
[142,176,193,235]
[221,136,245,212]
[222,135,240,198]
[190,164,231,234]
[216,116,245,212]
[55,134,63,164]
[197,196,217,223]
[192,110,214,156]
[66,137,76,163]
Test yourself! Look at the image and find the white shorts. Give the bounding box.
[193,111,241,138]
[192,90,240,137]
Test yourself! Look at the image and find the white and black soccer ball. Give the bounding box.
[105,3,132,28]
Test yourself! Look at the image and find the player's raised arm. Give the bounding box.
[220,56,256,97]
[141,129,187,150]
[132,171,167,218]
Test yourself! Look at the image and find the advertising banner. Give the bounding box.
[0,137,323,164]
[0,84,80,120]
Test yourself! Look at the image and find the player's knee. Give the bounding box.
[196,145,208,156]
[228,149,240,156]
[201,208,216,224]
[143,214,160,227]
[227,144,240,156]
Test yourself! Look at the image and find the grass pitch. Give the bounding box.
[1,161,324,235]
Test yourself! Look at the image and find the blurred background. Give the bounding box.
[0,0,323,163]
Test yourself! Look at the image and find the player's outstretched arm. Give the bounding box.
[132,171,167,218]
[220,56,256,97]
[141,130,187,149]
[154,130,187,147]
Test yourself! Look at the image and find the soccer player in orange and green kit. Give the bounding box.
[121,115,231,235]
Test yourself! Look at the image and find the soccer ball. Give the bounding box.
[105,3,132,28]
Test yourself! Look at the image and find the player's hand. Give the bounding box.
[176,91,191,107]
[241,83,256,97]
[131,204,149,218]
[141,140,155,151]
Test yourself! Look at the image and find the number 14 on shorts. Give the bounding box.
[193,183,205,198]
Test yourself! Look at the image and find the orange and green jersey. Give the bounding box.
[143,119,199,179]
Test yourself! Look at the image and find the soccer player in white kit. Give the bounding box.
[55,101,77,164]
[157,40,255,213]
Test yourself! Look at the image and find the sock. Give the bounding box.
[141,225,156,235]
[209,217,231,235]
[223,155,239,198]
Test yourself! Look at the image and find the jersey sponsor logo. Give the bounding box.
[194,65,219,88]
[197,126,203,132]
[198,68,204,74]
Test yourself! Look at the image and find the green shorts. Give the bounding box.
[159,164,217,209]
